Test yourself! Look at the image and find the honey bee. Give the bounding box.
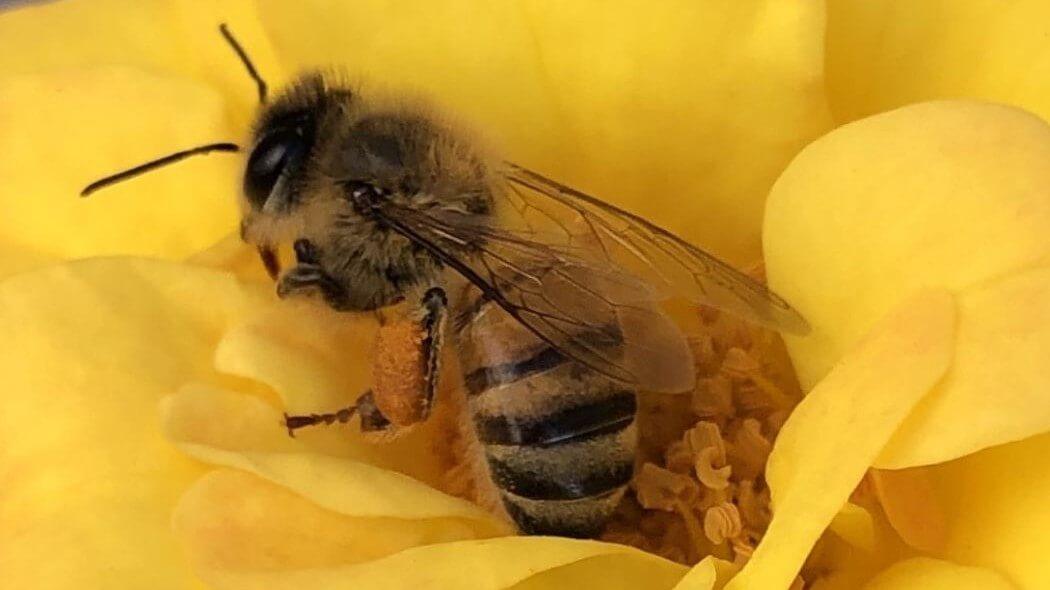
[83,25,807,538]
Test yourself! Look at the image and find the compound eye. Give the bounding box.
[244,129,308,207]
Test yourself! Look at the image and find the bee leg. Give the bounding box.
[281,390,392,436]
[416,286,449,421]
[281,288,448,438]
[275,239,353,310]
[281,388,394,434]
[282,403,359,437]
[354,390,393,432]
[345,288,447,436]
[276,263,352,310]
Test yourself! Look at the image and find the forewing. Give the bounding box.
[501,164,809,334]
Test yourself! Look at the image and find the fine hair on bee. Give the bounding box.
[82,24,808,539]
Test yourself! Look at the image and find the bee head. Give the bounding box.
[81,24,490,287]
[243,71,491,220]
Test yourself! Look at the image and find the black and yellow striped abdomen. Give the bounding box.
[456,298,637,538]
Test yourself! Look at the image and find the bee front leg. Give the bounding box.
[275,239,352,310]
[282,287,448,437]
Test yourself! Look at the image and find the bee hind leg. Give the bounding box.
[352,287,448,438]
[355,390,395,432]
[281,287,448,439]
[282,389,393,437]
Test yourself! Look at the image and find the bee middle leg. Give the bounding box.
[283,287,448,437]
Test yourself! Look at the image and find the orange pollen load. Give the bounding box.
[372,319,429,427]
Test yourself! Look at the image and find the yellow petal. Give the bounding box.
[168,445,507,532]
[162,372,507,532]
[508,550,688,590]
[0,0,286,278]
[0,258,269,588]
[0,68,240,278]
[173,469,499,572]
[827,1,1050,126]
[673,556,736,590]
[188,233,277,282]
[797,510,897,590]
[726,290,955,590]
[256,0,832,262]
[827,502,876,553]
[210,299,456,485]
[192,537,685,590]
[0,0,284,126]
[869,468,946,554]
[862,558,1015,590]
[766,101,1050,389]
[213,300,374,413]
[879,266,1050,467]
[924,431,1050,589]
[162,380,526,580]
[160,383,299,453]
[765,100,1050,466]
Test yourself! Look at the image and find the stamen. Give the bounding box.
[727,419,773,481]
[601,285,806,566]
[695,447,732,490]
[703,502,743,545]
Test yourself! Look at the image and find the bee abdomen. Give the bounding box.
[465,352,637,537]
[456,298,637,537]
[484,417,636,538]
[479,393,636,500]
[473,389,636,448]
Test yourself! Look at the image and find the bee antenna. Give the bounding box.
[80,142,240,197]
[219,23,268,104]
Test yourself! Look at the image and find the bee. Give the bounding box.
[83,25,808,538]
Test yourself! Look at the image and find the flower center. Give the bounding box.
[600,298,803,568]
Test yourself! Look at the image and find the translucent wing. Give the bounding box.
[369,164,806,392]
[500,164,809,334]
[374,200,696,393]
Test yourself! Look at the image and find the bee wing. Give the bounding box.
[377,201,696,393]
[501,164,810,335]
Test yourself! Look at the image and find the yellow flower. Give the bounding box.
[2,1,1049,590]
[745,99,1050,589]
